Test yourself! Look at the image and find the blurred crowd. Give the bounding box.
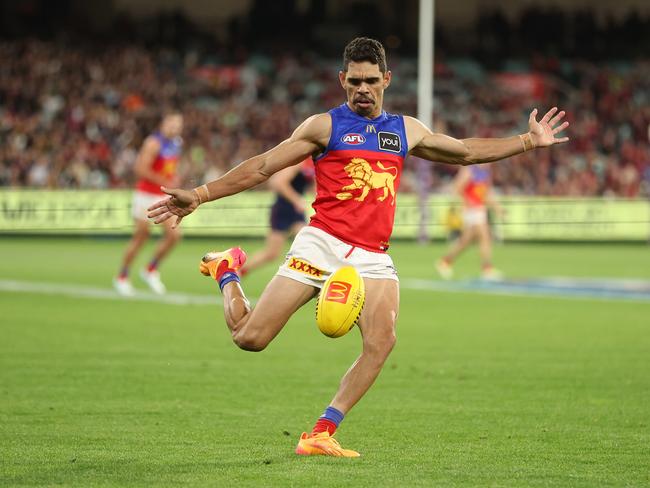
[0,39,648,197]
[425,59,650,198]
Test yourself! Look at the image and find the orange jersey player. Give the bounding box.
[436,164,503,280]
[114,112,184,296]
[147,38,569,457]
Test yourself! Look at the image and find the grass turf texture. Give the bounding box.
[1,237,649,487]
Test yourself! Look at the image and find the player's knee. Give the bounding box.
[233,329,268,352]
[363,331,396,361]
[382,332,397,354]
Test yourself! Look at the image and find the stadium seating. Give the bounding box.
[1,37,648,197]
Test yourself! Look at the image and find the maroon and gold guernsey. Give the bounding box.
[310,103,408,253]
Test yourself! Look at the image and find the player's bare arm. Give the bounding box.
[134,137,165,186]
[147,114,331,226]
[406,107,570,165]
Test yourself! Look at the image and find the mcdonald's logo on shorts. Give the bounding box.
[325,281,352,304]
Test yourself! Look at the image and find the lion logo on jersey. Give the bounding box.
[336,158,398,205]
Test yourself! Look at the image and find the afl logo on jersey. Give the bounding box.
[341,133,366,145]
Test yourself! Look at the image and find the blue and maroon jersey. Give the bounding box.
[310,103,407,252]
[462,165,491,207]
[136,132,183,194]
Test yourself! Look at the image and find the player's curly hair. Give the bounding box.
[343,37,387,73]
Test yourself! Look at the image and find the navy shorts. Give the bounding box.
[270,202,305,232]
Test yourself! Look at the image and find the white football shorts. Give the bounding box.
[276,226,399,289]
[462,206,488,227]
[132,190,165,221]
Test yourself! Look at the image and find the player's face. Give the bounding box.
[161,115,183,138]
[339,61,391,119]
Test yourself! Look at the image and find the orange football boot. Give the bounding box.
[199,247,247,280]
[295,432,360,457]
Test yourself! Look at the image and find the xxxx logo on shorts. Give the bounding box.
[325,281,352,304]
[288,258,324,278]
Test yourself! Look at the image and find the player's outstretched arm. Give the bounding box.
[407,107,569,165]
[147,114,330,227]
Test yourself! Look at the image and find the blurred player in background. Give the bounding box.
[147,38,569,457]
[114,112,184,296]
[436,164,503,280]
[240,159,315,276]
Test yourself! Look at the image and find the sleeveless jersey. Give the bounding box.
[136,133,183,194]
[462,165,491,207]
[310,103,407,252]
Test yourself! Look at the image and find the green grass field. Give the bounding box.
[1,237,649,487]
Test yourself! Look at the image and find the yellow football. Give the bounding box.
[315,266,365,338]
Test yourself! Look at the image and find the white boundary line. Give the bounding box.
[401,278,650,303]
[0,279,222,306]
[1,277,649,306]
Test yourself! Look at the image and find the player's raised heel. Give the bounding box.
[198,247,247,280]
[295,432,360,458]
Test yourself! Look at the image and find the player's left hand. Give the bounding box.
[528,107,570,147]
[147,186,199,228]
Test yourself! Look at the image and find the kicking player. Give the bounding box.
[240,159,314,276]
[436,164,503,280]
[114,112,184,296]
[148,38,569,456]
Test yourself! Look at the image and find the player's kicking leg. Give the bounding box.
[201,245,391,457]
[295,278,398,457]
[201,247,363,457]
[200,247,317,351]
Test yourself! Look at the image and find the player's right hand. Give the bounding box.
[147,186,199,228]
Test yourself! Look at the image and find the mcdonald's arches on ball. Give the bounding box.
[316,266,365,338]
